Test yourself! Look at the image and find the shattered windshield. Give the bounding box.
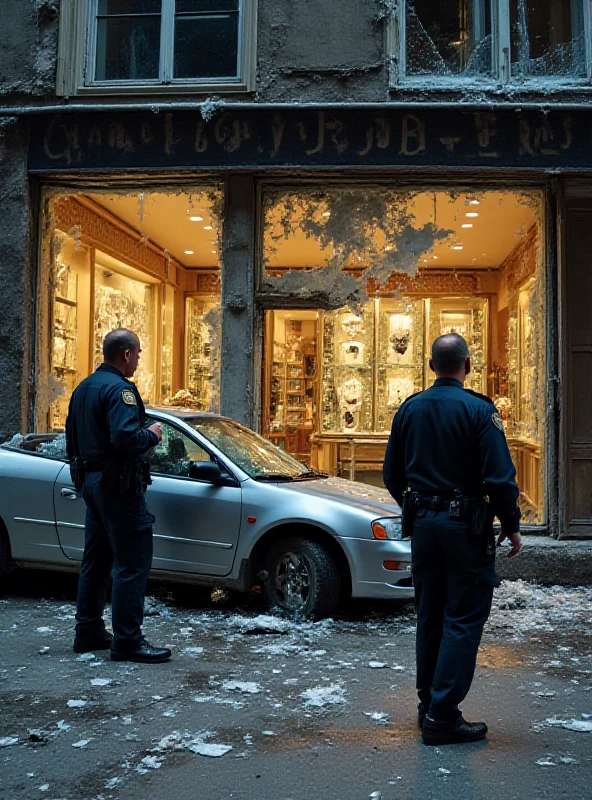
[191,419,315,479]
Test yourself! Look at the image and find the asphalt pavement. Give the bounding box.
[1,572,591,800]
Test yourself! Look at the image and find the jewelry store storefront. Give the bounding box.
[30,106,592,537]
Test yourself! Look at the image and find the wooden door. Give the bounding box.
[564,201,592,537]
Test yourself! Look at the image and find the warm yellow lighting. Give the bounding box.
[452,245,464,250]
[189,216,203,222]
[466,212,479,218]
[204,225,213,230]
[184,250,194,255]
[462,223,473,228]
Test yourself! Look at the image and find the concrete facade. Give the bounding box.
[1,1,592,539]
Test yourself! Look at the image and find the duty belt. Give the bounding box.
[417,496,458,512]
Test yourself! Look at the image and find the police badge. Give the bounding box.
[492,412,504,431]
[121,389,137,405]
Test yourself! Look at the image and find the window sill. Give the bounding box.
[63,80,252,97]
[389,78,592,97]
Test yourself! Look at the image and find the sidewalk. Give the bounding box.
[496,535,592,585]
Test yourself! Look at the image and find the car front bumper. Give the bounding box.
[340,536,415,600]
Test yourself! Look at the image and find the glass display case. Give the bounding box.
[425,297,488,394]
[376,299,425,432]
[160,284,175,402]
[185,296,221,412]
[51,262,80,429]
[320,305,374,433]
[266,313,318,461]
[94,262,157,402]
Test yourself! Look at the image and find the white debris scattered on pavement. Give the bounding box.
[137,755,163,773]
[541,717,592,733]
[368,661,387,669]
[536,758,556,766]
[90,678,111,687]
[56,721,70,731]
[76,653,95,662]
[35,627,54,634]
[188,742,232,757]
[105,777,124,790]
[301,683,347,708]
[181,646,204,656]
[364,712,389,724]
[151,730,233,758]
[488,581,592,636]
[221,681,262,694]
[0,737,19,748]
[66,700,87,708]
[38,647,50,655]
[72,740,91,748]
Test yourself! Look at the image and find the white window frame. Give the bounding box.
[388,0,592,88]
[57,0,257,96]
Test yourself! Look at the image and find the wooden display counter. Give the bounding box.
[310,432,389,481]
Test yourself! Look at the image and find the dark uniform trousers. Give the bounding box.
[412,510,499,722]
[75,472,154,650]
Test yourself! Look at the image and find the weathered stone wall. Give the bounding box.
[0,119,34,441]
[256,0,388,102]
[0,0,59,99]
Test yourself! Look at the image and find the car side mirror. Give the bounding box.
[189,461,223,483]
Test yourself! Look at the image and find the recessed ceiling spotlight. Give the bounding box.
[469,199,480,205]
[452,244,464,250]
[184,250,194,255]
[462,223,473,228]
[189,215,203,222]
[433,256,439,260]
[211,250,217,254]
[466,212,479,218]
[204,225,213,230]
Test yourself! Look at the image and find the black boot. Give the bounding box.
[417,702,428,730]
[422,715,488,746]
[110,638,172,664]
[73,630,113,654]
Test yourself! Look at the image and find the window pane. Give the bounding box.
[176,0,239,11]
[95,16,161,80]
[510,0,585,77]
[98,0,162,14]
[148,421,211,478]
[406,0,493,77]
[174,14,239,78]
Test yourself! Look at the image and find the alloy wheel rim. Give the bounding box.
[275,552,311,611]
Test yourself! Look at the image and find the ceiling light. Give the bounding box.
[469,199,480,205]
[466,212,479,218]
[433,256,439,260]
[322,211,331,218]
[204,225,213,230]
[452,245,464,251]
[184,250,194,255]
[211,250,217,254]
[189,215,203,222]
[462,223,473,228]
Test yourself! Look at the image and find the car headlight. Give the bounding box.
[372,517,403,541]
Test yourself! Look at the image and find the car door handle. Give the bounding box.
[61,488,79,500]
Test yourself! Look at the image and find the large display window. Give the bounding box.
[40,188,222,429]
[263,186,546,525]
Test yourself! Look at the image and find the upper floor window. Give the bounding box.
[392,0,591,84]
[57,0,257,95]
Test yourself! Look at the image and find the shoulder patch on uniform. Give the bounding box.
[492,412,504,431]
[121,389,137,406]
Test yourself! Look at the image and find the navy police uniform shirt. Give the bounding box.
[66,364,158,468]
[383,377,521,534]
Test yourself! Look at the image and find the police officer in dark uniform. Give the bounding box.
[383,333,521,745]
[66,329,172,664]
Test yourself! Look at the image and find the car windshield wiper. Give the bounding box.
[253,474,296,482]
[296,470,329,479]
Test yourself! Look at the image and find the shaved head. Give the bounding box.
[431,333,470,376]
[103,329,139,361]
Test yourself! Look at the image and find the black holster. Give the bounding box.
[401,489,420,539]
[69,457,87,493]
[101,460,149,496]
[470,498,493,537]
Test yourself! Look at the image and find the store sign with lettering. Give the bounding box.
[29,108,583,171]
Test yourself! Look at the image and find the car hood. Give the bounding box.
[277,476,401,518]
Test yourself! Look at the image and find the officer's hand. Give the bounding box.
[148,423,163,443]
[496,531,522,559]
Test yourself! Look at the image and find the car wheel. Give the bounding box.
[263,537,341,620]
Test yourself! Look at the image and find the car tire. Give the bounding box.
[0,518,14,584]
[263,537,341,620]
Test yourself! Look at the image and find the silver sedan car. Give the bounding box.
[0,408,412,618]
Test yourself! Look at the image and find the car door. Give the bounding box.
[54,462,87,560]
[146,419,243,576]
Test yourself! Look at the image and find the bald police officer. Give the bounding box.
[66,329,172,664]
[383,333,521,745]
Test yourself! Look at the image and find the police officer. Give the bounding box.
[66,329,172,664]
[383,333,521,745]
